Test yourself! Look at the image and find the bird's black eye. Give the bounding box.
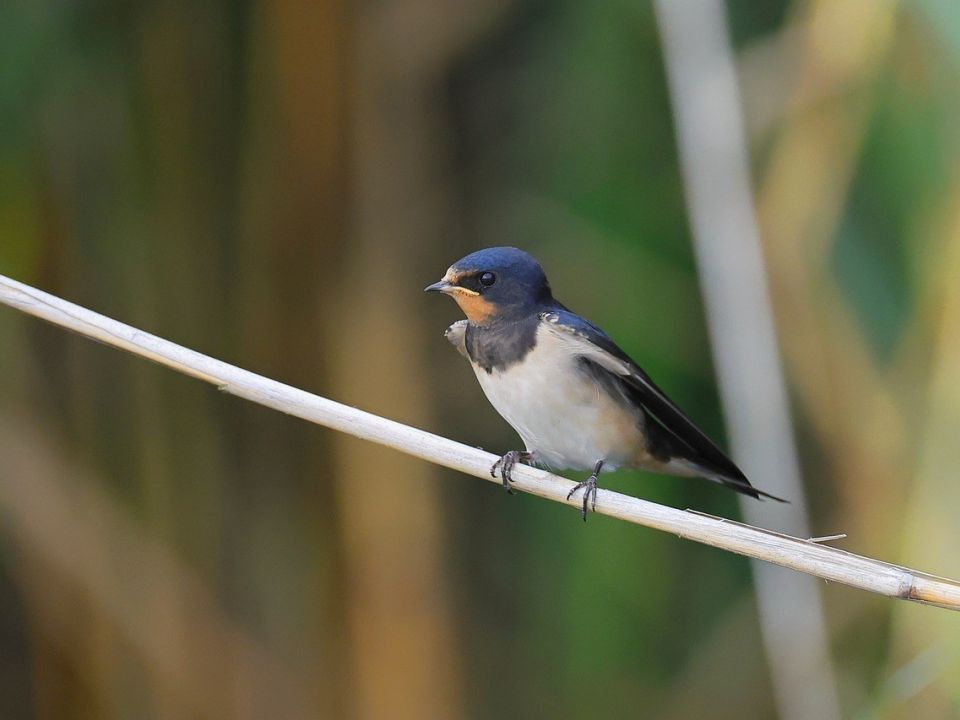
[479,272,496,288]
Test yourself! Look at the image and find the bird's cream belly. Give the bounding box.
[472,346,642,471]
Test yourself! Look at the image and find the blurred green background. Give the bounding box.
[1,1,959,718]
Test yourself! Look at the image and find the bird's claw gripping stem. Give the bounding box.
[490,450,533,494]
[567,460,604,521]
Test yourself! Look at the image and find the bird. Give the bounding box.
[425,246,786,520]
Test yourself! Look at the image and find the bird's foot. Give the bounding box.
[490,450,534,493]
[567,460,604,521]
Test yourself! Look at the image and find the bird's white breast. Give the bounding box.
[470,323,643,471]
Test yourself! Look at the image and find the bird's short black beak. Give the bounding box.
[424,279,453,294]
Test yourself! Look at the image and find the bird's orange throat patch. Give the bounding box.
[451,291,497,324]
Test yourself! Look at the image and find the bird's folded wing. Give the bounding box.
[538,309,742,479]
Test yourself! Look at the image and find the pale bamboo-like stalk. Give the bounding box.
[654,3,841,720]
[1,272,959,611]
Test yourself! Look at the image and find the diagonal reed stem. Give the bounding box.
[1,272,959,611]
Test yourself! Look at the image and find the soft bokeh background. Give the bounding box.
[1,1,959,718]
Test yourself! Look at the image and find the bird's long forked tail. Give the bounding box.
[648,418,790,503]
[703,469,789,503]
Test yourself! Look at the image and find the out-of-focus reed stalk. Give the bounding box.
[2,272,960,611]
[653,3,842,720]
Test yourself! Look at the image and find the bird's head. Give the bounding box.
[425,247,553,325]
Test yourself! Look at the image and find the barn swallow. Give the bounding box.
[426,246,785,520]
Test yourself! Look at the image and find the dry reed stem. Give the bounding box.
[2,273,959,611]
